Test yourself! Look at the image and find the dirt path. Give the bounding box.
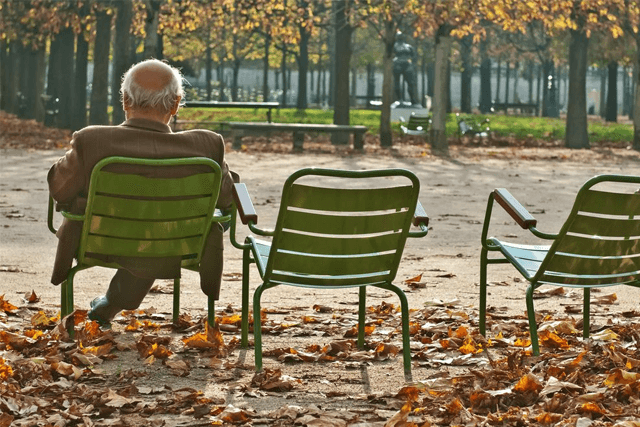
[2,139,640,425]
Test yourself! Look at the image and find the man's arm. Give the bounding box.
[48,133,86,206]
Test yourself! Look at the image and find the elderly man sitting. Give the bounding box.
[48,59,238,325]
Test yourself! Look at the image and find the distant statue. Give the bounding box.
[393,33,419,106]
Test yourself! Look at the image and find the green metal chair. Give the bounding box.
[480,174,640,355]
[456,113,490,140]
[399,113,431,138]
[229,168,429,375]
[47,156,230,332]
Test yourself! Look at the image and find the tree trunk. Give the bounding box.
[565,29,589,149]
[431,26,452,155]
[634,34,640,150]
[527,60,533,103]
[542,59,558,117]
[623,67,630,117]
[460,35,472,113]
[605,61,618,122]
[232,58,240,102]
[366,62,375,100]
[72,8,90,130]
[143,0,160,60]
[280,47,287,107]
[421,53,426,108]
[56,27,75,129]
[379,20,394,148]
[218,64,227,101]
[536,63,542,115]
[262,34,270,102]
[513,62,520,102]
[505,62,510,106]
[599,66,607,118]
[479,39,492,113]
[34,47,46,122]
[426,61,434,97]
[495,60,502,103]
[206,44,212,101]
[296,23,310,110]
[22,45,45,121]
[112,0,132,125]
[332,0,352,144]
[0,40,6,112]
[90,10,112,125]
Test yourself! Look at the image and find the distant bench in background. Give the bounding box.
[172,101,280,131]
[492,102,538,116]
[229,122,368,150]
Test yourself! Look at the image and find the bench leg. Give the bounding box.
[354,132,364,149]
[331,132,349,145]
[232,129,243,150]
[293,131,305,150]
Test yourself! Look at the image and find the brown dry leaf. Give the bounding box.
[24,290,39,303]
[182,323,226,352]
[396,383,426,402]
[0,413,14,427]
[125,318,142,331]
[52,361,82,380]
[220,314,241,325]
[535,412,563,424]
[251,368,299,392]
[103,389,134,408]
[164,359,190,377]
[604,369,640,387]
[0,357,13,380]
[0,331,35,351]
[344,324,375,338]
[536,287,565,298]
[538,329,570,349]
[513,373,543,393]
[0,295,17,313]
[404,273,423,284]
[302,315,321,323]
[218,404,251,423]
[458,337,481,355]
[444,398,464,415]
[594,293,617,304]
[384,401,412,426]
[578,402,607,416]
[30,311,55,328]
[313,304,333,313]
[82,342,113,357]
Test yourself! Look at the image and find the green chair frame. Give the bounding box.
[399,113,431,138]
[47,156,230,333]
[228,168,429,376]
[480,174,640,355]
[456,113,490,140]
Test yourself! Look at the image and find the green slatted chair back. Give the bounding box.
[78,156,222,268]
[536,175,640,288]
[263,168,421,288]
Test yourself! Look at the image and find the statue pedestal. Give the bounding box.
[390,102,430,123]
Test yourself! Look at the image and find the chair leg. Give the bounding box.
[241,247,251,348]
[382,283,412,376]
[63,269,77,337]
[173,278,180,324]
[208,296,215,327]
[479,247,488,336]
[358,287,366,349]
[526,283,540,356]
[253,283,266,372]
[583,287,591,339]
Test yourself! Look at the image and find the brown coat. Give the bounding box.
[48,118,238,299]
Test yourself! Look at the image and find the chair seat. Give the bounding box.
[489,238,550,280]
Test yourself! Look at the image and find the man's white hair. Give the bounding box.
[120,59,184,114]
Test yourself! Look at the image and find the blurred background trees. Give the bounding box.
[0,0,637,150]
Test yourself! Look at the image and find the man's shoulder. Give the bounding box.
[173,128,224,144]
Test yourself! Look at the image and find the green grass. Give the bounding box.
[177,107,634,144]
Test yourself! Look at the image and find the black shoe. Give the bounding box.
[88,296,117,328]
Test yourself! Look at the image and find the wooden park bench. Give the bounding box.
[229,122,368,150]
[492,102,538,116]
[172,101,280,131]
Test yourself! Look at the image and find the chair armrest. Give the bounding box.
[493,188,537,229]
[413,201,429,227]
[233,183,258,225]
[47,194,57,234]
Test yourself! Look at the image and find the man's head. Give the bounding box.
[120,59,184,122]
